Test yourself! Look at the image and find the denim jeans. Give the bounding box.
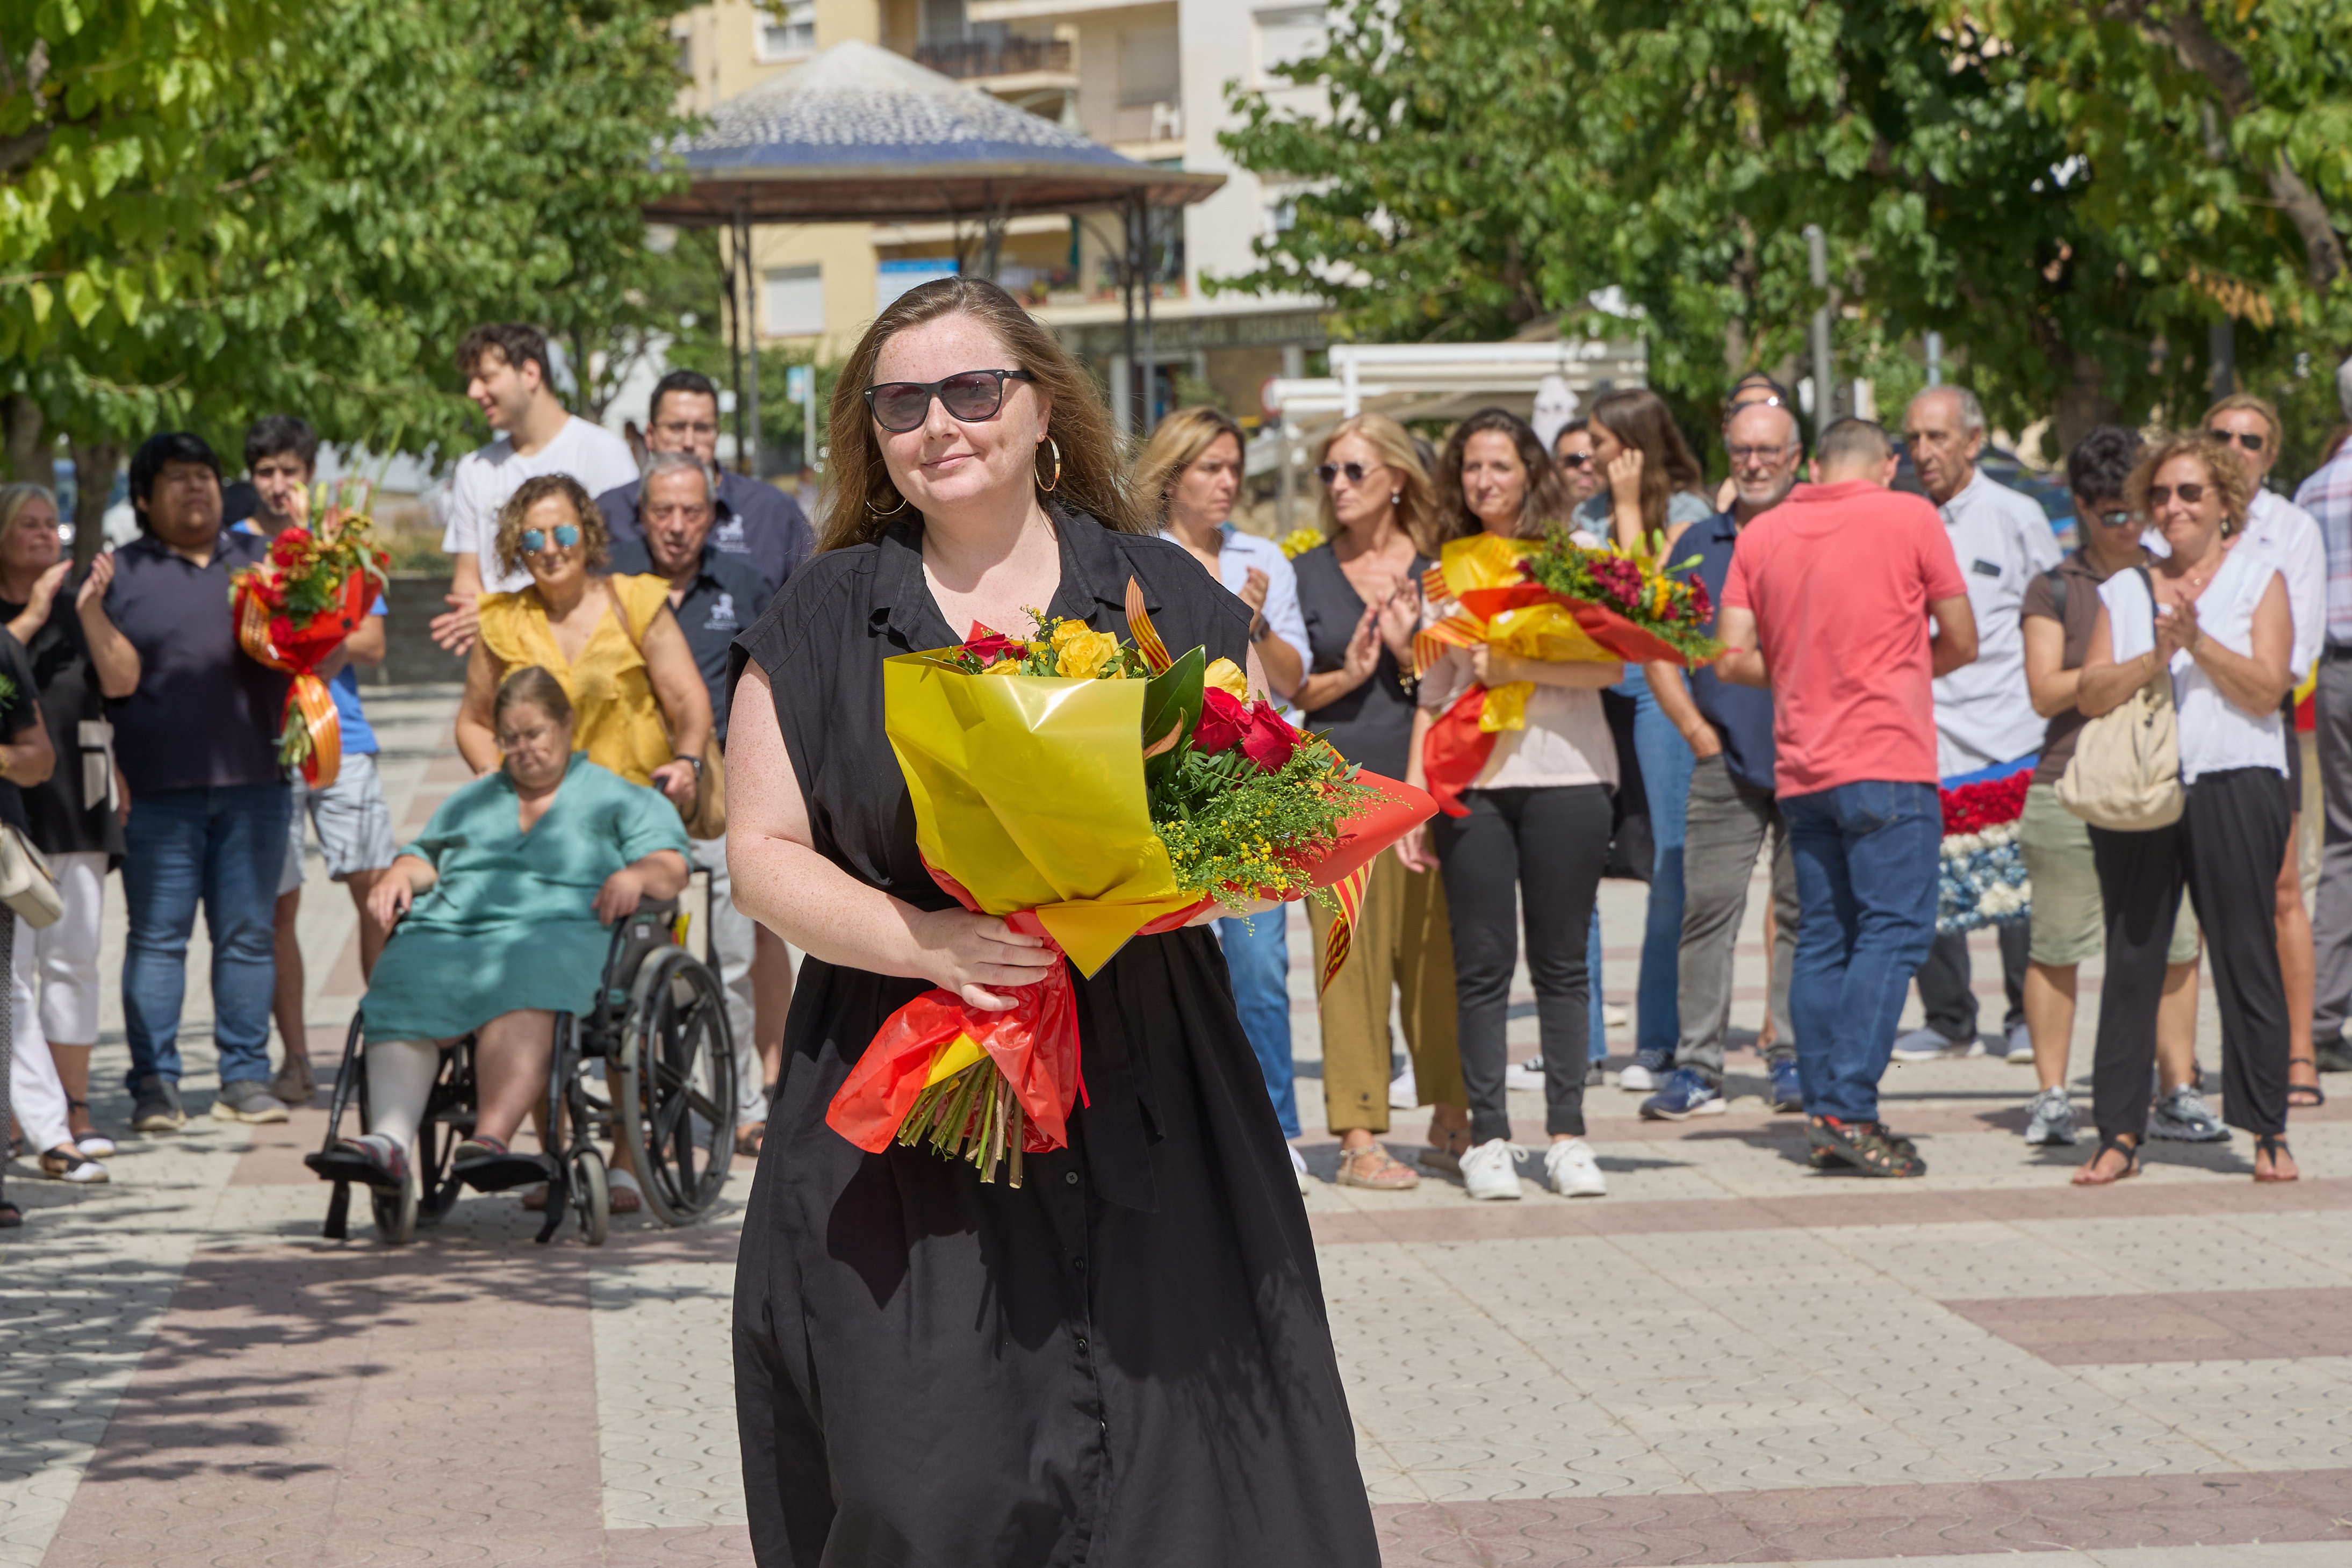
[1217,912,1299,1138]
[1781,780,1941,1124]
[1587,918,1607,1063]
[121,782,292,1091]
[1624,675,1693,1060]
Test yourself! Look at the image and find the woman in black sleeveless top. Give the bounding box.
[724,278,1378,1567]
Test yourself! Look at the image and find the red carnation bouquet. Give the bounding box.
[829,581,1435,1185]
[229,480,391,787]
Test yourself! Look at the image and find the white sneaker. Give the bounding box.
[1890,1026,1982,1062]
[1544,1138,1608,1197]
[2004,1023,2035,1064]
[1458,1138,1525,1200]
[1617,1060,1659,1092]
[1504,1055,1547,1092]
[1388,1064,1418,1110]
[1288,1143,1311,1193]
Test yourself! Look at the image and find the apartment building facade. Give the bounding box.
[668,0,1327,445]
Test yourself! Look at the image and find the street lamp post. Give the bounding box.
[1804,224,1833,441]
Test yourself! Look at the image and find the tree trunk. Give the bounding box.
[1,395,44,484]
[2049,350,2121,461]
[67,439,121,570]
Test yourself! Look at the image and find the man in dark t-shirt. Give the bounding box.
[608,449,790,1147]
[105,432,305,1132]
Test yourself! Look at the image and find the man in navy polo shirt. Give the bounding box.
[107,433,307,1131]
[1641,398,1808,1120]
[607,449,790,1149]
[596,369,814,596]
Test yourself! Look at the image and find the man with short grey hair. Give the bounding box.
[1890,385,2060,1066]
[608,449,785,1150]
[1640,397,1809,1120]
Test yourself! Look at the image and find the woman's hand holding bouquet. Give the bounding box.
[828,579,1436,1185]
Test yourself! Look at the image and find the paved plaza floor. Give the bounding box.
[4,687,2349,1566]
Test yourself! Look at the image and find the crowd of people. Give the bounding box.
[5,294,2351,1229]
[0,325,811,1226]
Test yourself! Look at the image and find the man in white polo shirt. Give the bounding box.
[2206,393,2326,1101]
[1892,386,2061,1063]
[426,322,638,654]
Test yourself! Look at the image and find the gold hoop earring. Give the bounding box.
[1036,436,1062,494]
[865,488,909,518]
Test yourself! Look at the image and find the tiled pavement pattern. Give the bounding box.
[4,686,2349,1566]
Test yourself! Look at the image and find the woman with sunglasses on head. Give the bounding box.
[1288,412,1471,1190]
[723,278,1379,1567]
[1577,387,1714,1092]
[1400,409,1621,1199]
[1135,406,1315,1189]
[2012,427,2207,1153]
[2074,433,2297,1186]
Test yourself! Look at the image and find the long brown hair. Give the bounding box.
[1132,406,1245,525]
[818,277,1142,550]
[1435,407,1566,543]
[1588,387,1706,541]
[1315,412,1438,556]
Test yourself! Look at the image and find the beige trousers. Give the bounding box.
[1307,851,1465,1134]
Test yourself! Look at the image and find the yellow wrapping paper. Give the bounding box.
[1413,533,1616,733]
[883,652,1200,977]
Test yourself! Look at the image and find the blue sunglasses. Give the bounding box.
[521,523,580,555]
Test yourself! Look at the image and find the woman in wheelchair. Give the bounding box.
[336,666,689,1207]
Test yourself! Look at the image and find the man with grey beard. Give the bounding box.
[1640,398,1808,1121]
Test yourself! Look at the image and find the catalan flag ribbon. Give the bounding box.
[1319,861,1374,993]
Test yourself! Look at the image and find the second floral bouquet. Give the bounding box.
[828,580,1434,1185]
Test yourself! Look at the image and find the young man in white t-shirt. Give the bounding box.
[427,322,639,653]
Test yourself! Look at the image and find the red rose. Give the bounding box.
[1195,687,1248,754]
[1239,701,1299,772]
[961,630,1025,664]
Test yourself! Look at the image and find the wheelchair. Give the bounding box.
[303,890,737,1246]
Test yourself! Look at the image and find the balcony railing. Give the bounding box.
[913,38,1073,79]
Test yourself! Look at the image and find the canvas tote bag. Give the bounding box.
[2056,566,2183,831]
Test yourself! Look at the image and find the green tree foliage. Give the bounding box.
[1218,0,2351,469]
[3,0,697,466]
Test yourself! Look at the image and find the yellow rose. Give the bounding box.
[1048,618,1095,652]
[984,657,1024,675]
[1055,630,1120,679]
[1203,657,1248,699]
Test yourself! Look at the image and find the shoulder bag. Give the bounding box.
[2055,566,2183,831]
[0,822,63,927]
[612,581,728,841]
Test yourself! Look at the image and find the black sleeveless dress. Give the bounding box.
[727,510,1379,1568]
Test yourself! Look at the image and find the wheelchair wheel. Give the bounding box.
[415,1042,471,1226]
[614,947,736,1226]
[370,1168,419,1246]
[570,1146,610,1246]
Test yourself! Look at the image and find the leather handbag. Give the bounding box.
[0,821,64,928]
[612,585,729,841]
[2056,567,2184,832]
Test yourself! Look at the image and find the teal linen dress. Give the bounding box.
[362,754,690,1043]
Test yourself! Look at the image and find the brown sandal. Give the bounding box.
[1335,1143,1420,1190]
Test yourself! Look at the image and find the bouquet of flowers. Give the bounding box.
[828,581,1435,1185]
[1277,526,1324,560]
[1412,531,1721,815]
[228,480,391,787]
[1937,760,2033,934]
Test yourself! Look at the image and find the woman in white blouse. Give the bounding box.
[2075,433,2296,1185]
[1401,410,1622,1202]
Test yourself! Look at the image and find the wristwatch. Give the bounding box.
[1249,615,1273,644]
[673,754,704,776]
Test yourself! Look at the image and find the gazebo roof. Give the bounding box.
[643,40,1223,226]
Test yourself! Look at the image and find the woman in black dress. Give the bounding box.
[724,277,1379,1567]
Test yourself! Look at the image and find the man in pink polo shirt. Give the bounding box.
[1715,418,1978,1177]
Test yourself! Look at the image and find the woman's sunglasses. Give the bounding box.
[521,523,579,555]
[1317,461,1383,486]
[2206,428,2265,452]
[865,369,1035,434]
[2148,483,2206,507]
